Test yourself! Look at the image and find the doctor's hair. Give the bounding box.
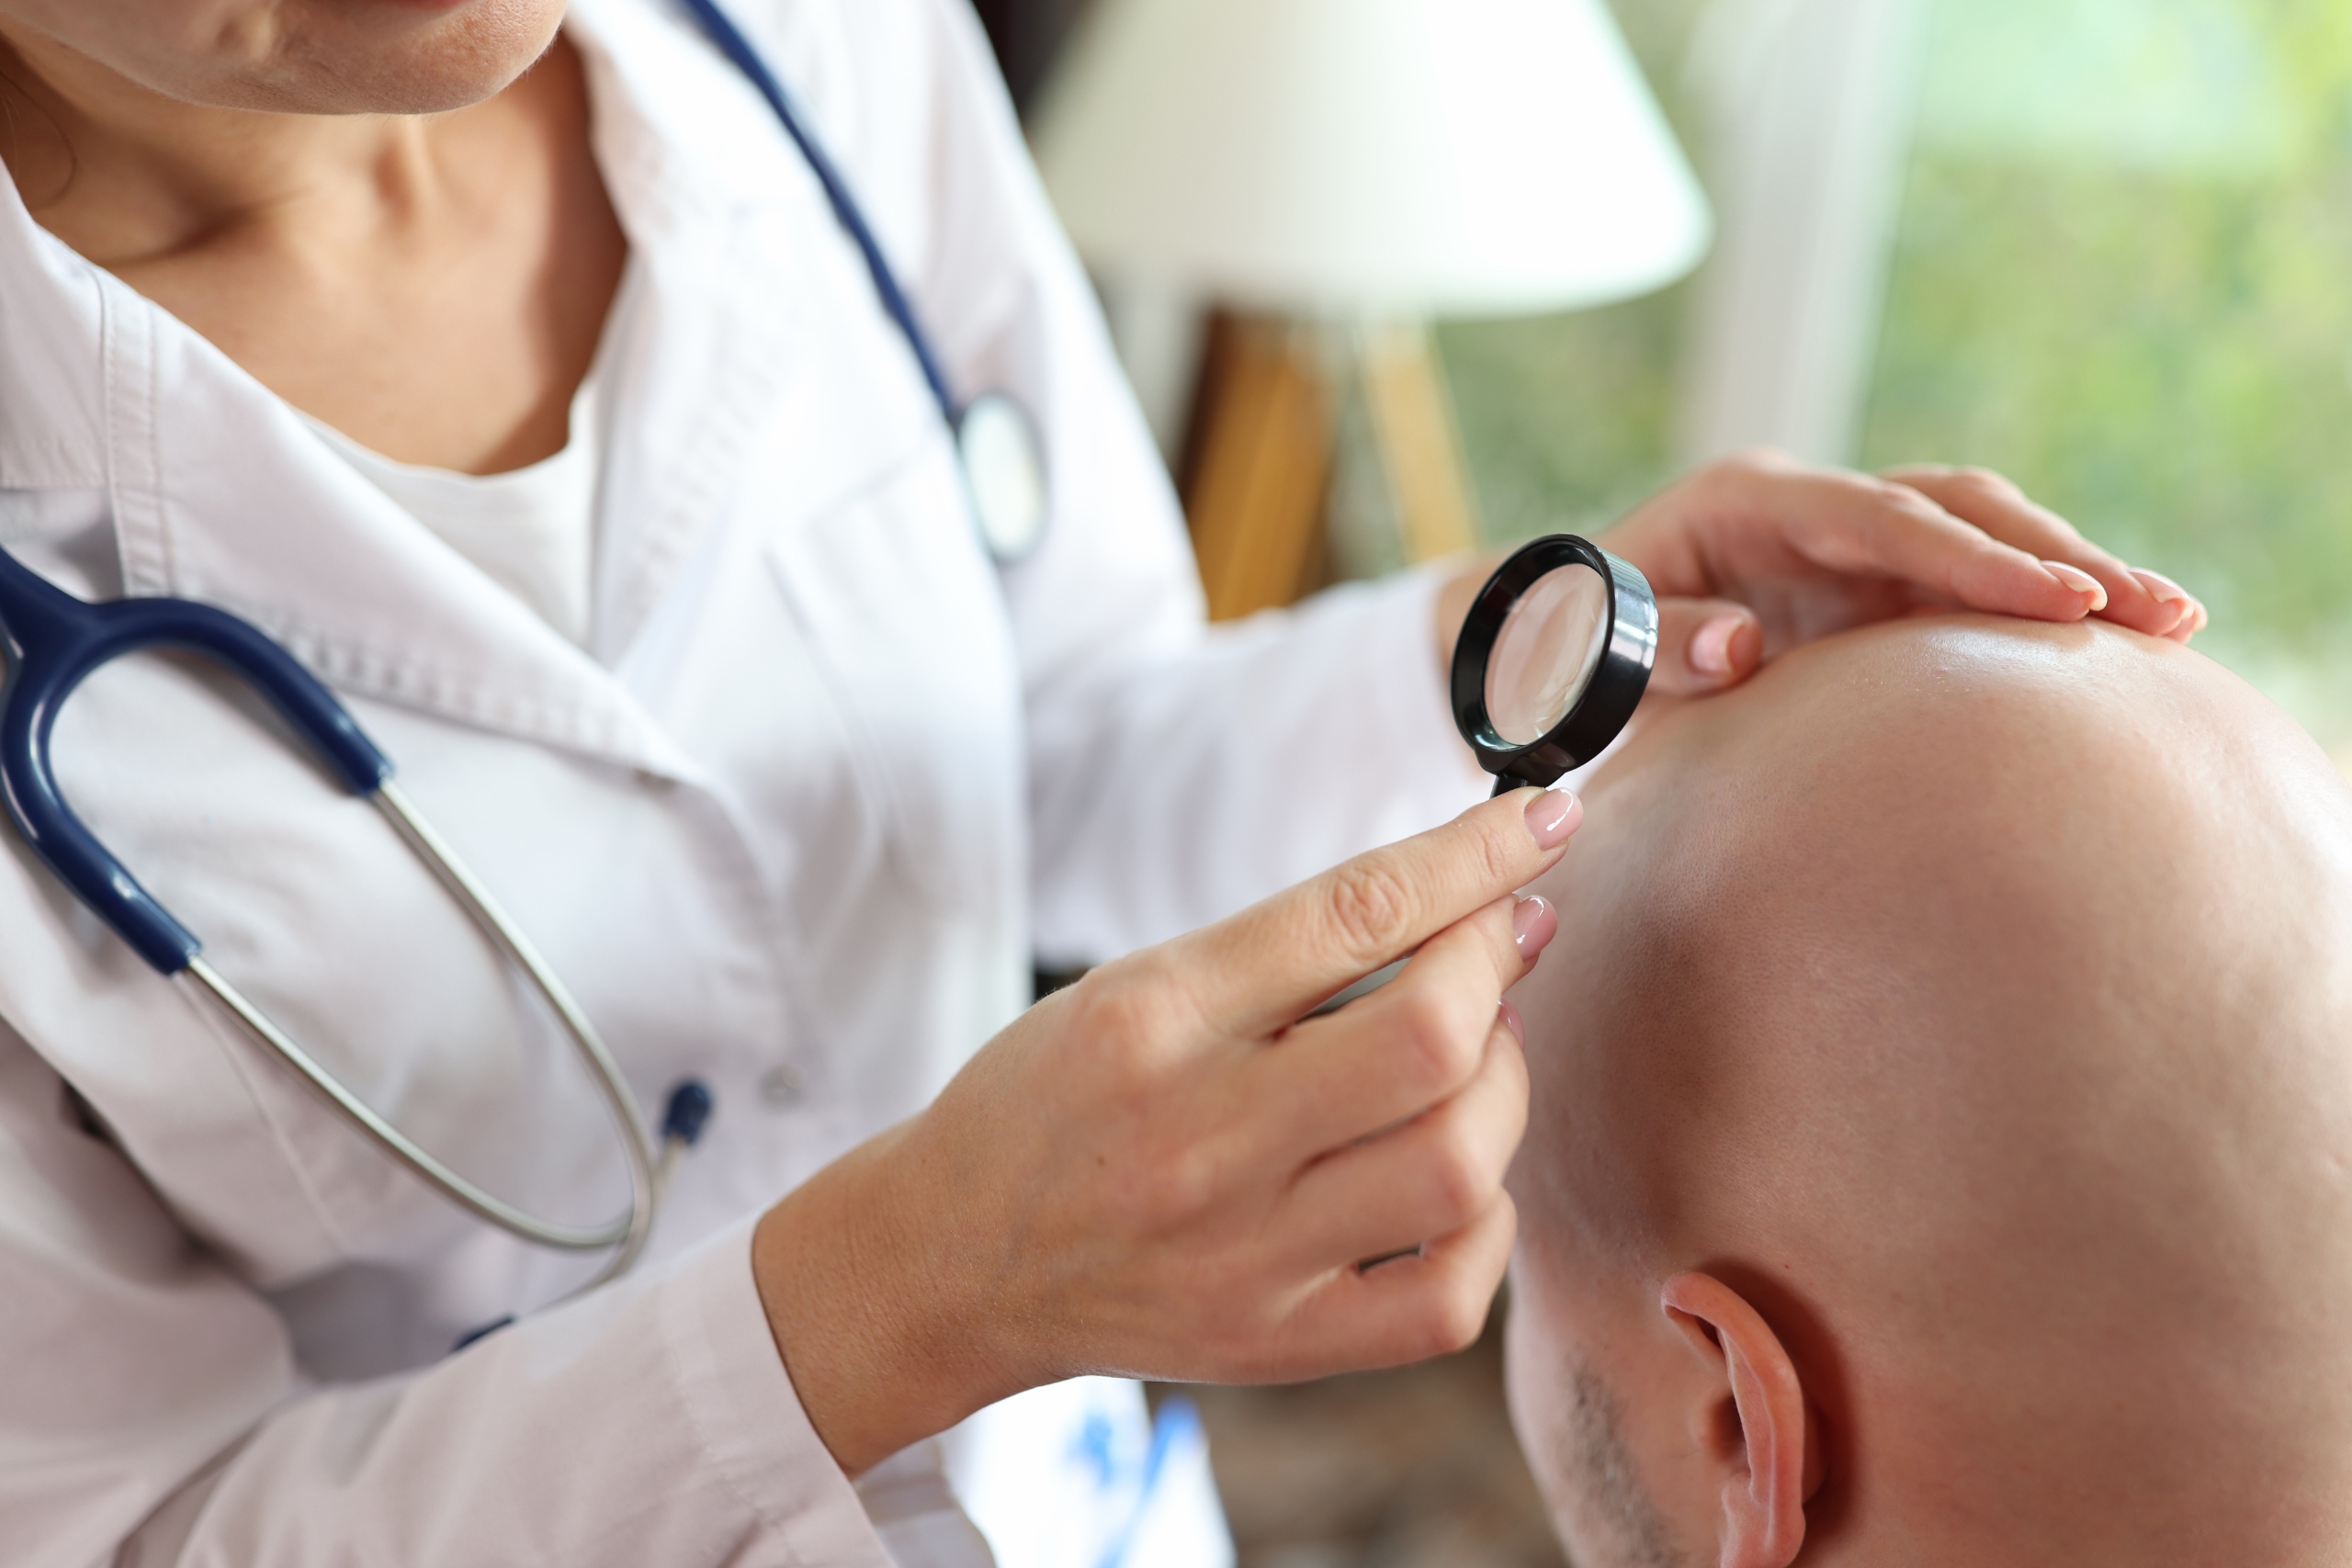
[0,45,76,211]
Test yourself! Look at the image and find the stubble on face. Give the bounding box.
[1555,1364,1690,1568]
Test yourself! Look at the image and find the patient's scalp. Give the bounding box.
[1509,615,2352,1551]
[1531,615,2352,1236]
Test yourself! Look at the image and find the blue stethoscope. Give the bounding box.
[0,0,1046,1293]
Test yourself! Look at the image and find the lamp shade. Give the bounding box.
[1029,0,1713,316]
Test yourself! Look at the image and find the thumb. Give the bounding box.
[1651,597,1765,696]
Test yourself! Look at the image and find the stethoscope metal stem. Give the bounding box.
[185,781,663,1293]
[0,0,1019,1308]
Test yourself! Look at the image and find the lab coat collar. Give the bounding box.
[0,188,106,492]
[567,0,814,667]
[568,0,817,225]
[0,0,837,781]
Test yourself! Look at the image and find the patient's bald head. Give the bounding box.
[1503,615,2352,1567]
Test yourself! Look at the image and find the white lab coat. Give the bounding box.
[0,0,1487,1563]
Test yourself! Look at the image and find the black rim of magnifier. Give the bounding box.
[1451,535,1660,795]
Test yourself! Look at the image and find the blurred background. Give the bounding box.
[975,1,2352,1562]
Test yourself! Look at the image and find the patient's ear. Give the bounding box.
[1660,1272,1824,1568]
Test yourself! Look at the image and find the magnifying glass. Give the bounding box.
[1452,535,1660,795]
[1311,535,1659,1021]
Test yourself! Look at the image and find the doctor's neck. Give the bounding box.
[0,0,626,475]
[0,0,566,259]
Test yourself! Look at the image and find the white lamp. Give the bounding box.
[1030,0,1711,617]
[1029,0,1712,318]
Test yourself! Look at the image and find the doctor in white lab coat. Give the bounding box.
[0,0,2206,1564]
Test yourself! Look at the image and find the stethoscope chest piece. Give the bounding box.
[957,392,1049,564]
[1452,535,1660,795]
[674,0,1053,567]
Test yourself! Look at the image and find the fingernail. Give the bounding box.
[1513,894,1557,957]
[1498,999,1525,1046]
[2132,569,2192,633]
[1524,788,1581,850]
[1689,615,1743,676]
[2041,560,2109,611]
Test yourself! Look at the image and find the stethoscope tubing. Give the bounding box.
[675,0,961,425]
[0,0,991,1297]
[184,947,656,1274]
[0,537,665,1291]
[678,0,1049,568]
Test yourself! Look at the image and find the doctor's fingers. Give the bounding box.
[1258,889,1549,1150]
[1649,596,1766,696]
[1278,1190,1521,1376]
[1273,1010,1528,1272]
[1882,464,2200,639]
[1169,789,1577,1040]
[1723,462,2106,627]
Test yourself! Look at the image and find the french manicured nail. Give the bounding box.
[1525,788,1581,850]
[2132,569,2192,632]
[1513,894,1557,957]
[1689,615,1744,676]
[2041,560,2109,611]
[1498,999,1526,1045]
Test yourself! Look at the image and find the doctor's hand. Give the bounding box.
[751,786,1580,1474]
[1439,448,2206,700]
[1610,449,2208,693]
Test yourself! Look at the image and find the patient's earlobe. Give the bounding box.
[1661,1272,1820,1568]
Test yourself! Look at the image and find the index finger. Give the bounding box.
[1883,465,2199,638]
[1164,787,1579,1037]
[1736,465,2096,623]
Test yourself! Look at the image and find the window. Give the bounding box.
[1863,0,2352,763]
[1441,0,2352,767]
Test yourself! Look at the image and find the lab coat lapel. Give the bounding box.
[0,194,105,491]
[569,0,953,667]
[1,0,953,779]
[91,269,703,783]
[0,152,702,778]
[570,0,808,665]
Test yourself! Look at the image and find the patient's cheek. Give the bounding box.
[1505,1266,1694,1568]
[1504,1292,1574,1503]
[1505,1273,1595,1528]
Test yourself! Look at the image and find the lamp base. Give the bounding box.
[1359,319,1483,567]
[1181,312,1335,622]
[1178,311,1484,624]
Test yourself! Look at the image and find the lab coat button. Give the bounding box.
[758,1062,805,1109]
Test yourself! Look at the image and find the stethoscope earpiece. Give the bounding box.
[1451,535,1659,795]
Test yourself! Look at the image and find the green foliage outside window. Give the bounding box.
[1862,0,2352,758]
[1439,0,2352,761]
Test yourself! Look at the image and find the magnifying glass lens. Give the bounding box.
[1485,563,1612,746]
